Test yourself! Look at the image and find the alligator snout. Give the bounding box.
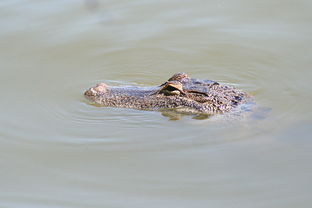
[84,83,108,100]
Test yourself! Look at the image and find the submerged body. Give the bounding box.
[84,73,250,115]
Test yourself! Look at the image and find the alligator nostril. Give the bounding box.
[84,90,90,96]
[85,83,108,98]
[84,89,96,98]
[93,83,108,93]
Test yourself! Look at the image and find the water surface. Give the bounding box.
[1,0,312,207]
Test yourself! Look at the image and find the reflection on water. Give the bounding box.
[1,0,312,207]
[160,110,211,121]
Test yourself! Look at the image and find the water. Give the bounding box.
[1,0,312,207]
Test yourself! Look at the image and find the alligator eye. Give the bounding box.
[165,85,180,92]
[156,81,185,96]
[162,89,181,96]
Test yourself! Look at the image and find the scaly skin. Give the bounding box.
[84,73,250,114]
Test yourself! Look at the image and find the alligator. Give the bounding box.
[84,72,251,115]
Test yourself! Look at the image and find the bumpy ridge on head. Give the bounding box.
[168,72,189,81]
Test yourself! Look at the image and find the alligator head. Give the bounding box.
[84,72,249,114]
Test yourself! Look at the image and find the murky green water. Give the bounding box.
[1,0,312,207]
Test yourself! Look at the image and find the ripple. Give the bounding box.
[26,77,273,152]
